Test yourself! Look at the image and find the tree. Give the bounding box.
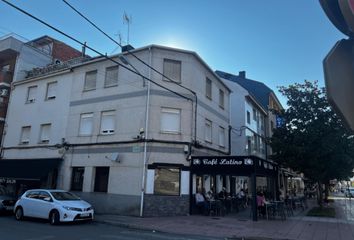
[270,80,354,206]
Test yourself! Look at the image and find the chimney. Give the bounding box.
[239,71,246,79]
[81,42,86,57]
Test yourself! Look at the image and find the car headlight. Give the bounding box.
[87,206,93,211]
[62,206,82,211]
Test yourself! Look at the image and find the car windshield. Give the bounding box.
[50,191,80,201]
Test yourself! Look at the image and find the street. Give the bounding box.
[0,215,221,240]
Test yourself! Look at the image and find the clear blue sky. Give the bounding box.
[0,0,345,106]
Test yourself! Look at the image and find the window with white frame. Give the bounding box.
[163,59,181,83]
[20,126,31,144]
[39,123,51,143]
[246,111,251,124]
[219,89,224,109]
[218,126,225,147]
[205,119,212,143]
[26,86,37,103]
[206,78,212,99]
[100,111,115,134]
[46,81,57,100]
[84,70,97,91]
[104,66,118,87]
[160,108,181,133]
[154,166,180,196]
[79,113,93,136]
[253,108,257,121]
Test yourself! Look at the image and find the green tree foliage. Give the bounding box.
[271,81,354,185]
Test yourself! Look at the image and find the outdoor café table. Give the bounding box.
[271,200,286,220]
[265,201,275,220]
[208,200,222,216]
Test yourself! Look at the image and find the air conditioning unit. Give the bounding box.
[0,89,8,97]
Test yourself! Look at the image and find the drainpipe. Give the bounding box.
[139,47,152,217]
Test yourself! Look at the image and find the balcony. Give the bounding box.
[0,71,13,85]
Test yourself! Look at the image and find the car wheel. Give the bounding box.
[15,207,23,221]
[49,210,60,225]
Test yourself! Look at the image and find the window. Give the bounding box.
[246,111,251,124]
[219,89,224,109]
[46,81,57,100]
[84,70,97,91]
[206,78,212,99]
[20,126,31,144]
[100,111,115,134]
[71,167,84,191]
[160,108,181,133]
[94,167,109,192]
[104,66,118,87]
[26,86,37,103]
[39,123,51,143]
[205,119,212,143]
[163,59,181,83]
[253,108,257,121]
[79,113,93,136]
[260,115,265,131]
[218,126,225,147]
[154,167,180,196]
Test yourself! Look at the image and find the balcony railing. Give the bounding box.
[0,71,13,84]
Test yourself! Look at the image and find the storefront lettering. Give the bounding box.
[220,159,243,165]
[0,178,16,184]
[202,159,218,165]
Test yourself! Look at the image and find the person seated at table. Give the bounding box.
[257,191,266,217]
[218,187,228,200]
[206,190,214,201]
[195,189,208,215]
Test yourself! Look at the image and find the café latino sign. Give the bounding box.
[192,157,254,167]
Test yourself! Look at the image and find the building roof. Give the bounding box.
[215,70,282,111]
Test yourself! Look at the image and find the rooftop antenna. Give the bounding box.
[123,11,132,44]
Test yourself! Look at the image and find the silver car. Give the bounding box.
[0,186,16,213]
[14,189,94,225]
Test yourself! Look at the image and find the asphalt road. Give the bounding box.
[0,214,221,240]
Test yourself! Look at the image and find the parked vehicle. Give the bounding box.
[14,189,94,225]
[345,188,354,198]
[0,186,16,213]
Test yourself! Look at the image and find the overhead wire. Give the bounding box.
[0,0,192,103]
[61,0,198,143]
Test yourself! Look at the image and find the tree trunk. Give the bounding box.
[317,181,323,208]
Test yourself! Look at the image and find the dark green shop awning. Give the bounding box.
[0,158,62,181]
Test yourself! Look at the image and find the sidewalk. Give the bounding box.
[95,199,354,240]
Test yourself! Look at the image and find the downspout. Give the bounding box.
[139,47,152,217]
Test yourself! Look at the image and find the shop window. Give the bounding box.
[45,81,57,100]
[84,70,97,91]
[163,59,181,83]
[94,167,109,192]
[105,66,118,87]
[154,167,180,196]
[160,108,181,133]
[26,86,37,103]
[71,167,85,191]
[79,113,93,136]
[20,126,31,144]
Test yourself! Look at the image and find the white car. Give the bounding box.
[14,189,94,225]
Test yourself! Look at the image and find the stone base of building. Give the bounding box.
[143,194,190,217]
[73,192,140,216]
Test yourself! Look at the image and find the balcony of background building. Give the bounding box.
[0,71,13,85]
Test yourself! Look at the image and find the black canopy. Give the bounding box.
[0,158,62,181]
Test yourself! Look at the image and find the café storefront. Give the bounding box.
[190,155,278,221]
[0,158,61,197]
